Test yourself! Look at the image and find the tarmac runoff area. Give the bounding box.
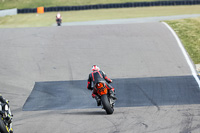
[1,21,200,132]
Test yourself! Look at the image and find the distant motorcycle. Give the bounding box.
[56,18,62,26]
[0,102,13,133]
[95,82,116,114]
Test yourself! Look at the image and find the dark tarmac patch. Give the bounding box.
[23,75,200,111]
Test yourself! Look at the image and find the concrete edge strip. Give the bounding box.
[162,22,200,89]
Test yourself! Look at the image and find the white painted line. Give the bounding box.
[162,22,200,88]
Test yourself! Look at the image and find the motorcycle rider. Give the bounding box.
[87,65,116,106]
[0,94,7,104]
[0,94,12,123]
[56,12,62,25]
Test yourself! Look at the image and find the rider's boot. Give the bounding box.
[109,90,117,100]
[94,95,101,106]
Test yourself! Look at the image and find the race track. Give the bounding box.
[0,22,200,133]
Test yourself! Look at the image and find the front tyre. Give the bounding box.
[101,95,114,114]
[0,116,9,133]
[57,23,61,26]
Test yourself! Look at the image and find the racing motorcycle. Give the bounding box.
[95,82,116,114]
[56,18,62,26]
[0,102,13,133]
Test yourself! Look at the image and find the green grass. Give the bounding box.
[0,5,200,28]
[0,0,183,10]
[166,18,200,64]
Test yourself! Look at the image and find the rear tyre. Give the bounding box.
[101,95,114,114]
[0,116,9,133]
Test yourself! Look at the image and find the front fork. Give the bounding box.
[108,97,116,108]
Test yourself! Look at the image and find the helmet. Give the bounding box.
[57,13,61,18]
[92,65,100,71]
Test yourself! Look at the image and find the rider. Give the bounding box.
[56,12,62,21]
[0,94,12,123]
[0,94,7,104]
[87,65,116,106]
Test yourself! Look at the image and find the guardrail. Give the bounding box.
[0,8,17,17]
[16,0,200,13]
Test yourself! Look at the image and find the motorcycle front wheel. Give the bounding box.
[101,95,114,114]
[57,23,61,26]
[0,116,9,133]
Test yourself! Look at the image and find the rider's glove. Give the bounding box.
[109,80,112,83]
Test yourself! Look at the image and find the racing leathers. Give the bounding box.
[56,13,62,21]
[0,95,7,104]
[87,70,116,106]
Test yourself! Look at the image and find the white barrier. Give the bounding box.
[0,8,17,17]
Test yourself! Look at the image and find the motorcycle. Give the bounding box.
[95,82,116,114]
[56,18,62,26]
[0,102,13,133]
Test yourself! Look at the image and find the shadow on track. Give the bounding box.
[61,110,106,115]
[23,75,200,111]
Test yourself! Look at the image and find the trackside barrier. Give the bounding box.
[17,0,200,13]
[0,8,17,17]
[18,8,37,13]
[37,7,44,14]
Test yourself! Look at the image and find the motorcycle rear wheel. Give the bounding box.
[101,95,114,114]
[0,116,9,133]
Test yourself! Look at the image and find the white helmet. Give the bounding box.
[92,65,100,71]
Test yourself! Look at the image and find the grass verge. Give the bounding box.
[0,5,200,28]
[0,0,183,10]
[165,17,200,64]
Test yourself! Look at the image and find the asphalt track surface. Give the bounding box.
[59,14,200,26]
[1,22,200,133]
